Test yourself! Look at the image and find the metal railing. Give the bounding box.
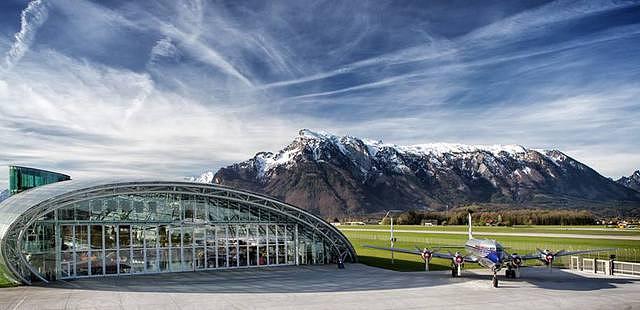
[570,256,640,276]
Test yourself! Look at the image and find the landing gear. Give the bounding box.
[492,273,498,288]
[505,263,520,279]
[451,264,461,277]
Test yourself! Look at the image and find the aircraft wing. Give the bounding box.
[519,248,615,260]
[552,248,615,257]
[363,245,456,260]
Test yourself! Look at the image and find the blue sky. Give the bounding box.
[0,0,639,188]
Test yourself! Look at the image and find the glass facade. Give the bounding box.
[8,166,71,195]
[18,192,340,281]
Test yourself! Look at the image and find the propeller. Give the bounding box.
[415,246,437,262]
[453,251,464,266]
[510,253,523,267]
[415,246,438,271]
[537,248,566,269]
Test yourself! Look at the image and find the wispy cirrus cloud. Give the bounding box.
[0,0,639,189]
[2,0,49,73]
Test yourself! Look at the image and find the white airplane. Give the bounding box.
[364,212,613,287]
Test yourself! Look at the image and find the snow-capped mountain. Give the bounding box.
[197,129,640,217]
[187,171,216,184]
[617,170,640,192]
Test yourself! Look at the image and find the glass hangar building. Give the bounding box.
[0,167,356,285]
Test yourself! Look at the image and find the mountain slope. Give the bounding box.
[201,130,640,218]
[617,170,640,192]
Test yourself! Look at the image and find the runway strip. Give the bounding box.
[339,228,640,240]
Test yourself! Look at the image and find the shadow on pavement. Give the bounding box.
[38,263,639,294]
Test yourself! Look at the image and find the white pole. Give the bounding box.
[390,216,394,265]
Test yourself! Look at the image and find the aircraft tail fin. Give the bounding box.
[467,212,473,239]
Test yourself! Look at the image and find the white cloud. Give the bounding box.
[2,0,49,73]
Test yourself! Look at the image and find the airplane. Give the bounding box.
[364,212,613,287]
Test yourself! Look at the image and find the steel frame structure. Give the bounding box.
[0,180,356,285]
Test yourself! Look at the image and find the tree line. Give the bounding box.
[380,208,596,226]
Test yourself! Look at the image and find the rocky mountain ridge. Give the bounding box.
[196,130,640,217]
[617,170,640,192]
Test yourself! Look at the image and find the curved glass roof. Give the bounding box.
[0,179,356,284]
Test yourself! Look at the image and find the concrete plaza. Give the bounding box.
[1,264,639,309]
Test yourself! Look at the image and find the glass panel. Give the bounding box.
[132,225,144,248]
[195,197,207,222]
[59,206,75,221]
[119,225,131,248]
[105,225,117,249]
[118,249,131,274]
[103,198,118,221]
[132,249,145,273]
[158,248,169,272]
[183,248,193,271]
[90,250,103,276]
[156,194,173,221]
[206,247,216,269]
[61,251,73,278]
[90,225,103,250]
[144,226,158,249]
[146,249,158,273]
[159,225,169,247]
[248,244,257,266]
[286,225,295,264]
[61,225,74,251]
[132,198,146,221]
[217,226,228,268]
[194,227,205,247]
[76,251,89,276]
[169,194,181,221]
[170,227,181,248]
[119,196,132,221]
[238,225,248,266]
[195,248,205,270]
[228,225,238,267]
[182,227,193,248]
[75,225,89,251]
[170,248,181,272]
[76,201,90,221]
[182,194,193,221]
[146,199,158,221]
[105,250,117,274]
[258,245,267,266]
[90,199,104,221]
[268,245,276,265]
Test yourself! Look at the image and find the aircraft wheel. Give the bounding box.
[451,268,457,277]
[492,276,498,288]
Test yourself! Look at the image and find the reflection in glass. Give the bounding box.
[119,249,131,274]
[76,251,89,276]
[105,250,117,274]
[132,249,144,273]
[146,249,158,273]
[105,225,117,249]
[90,250,103,276]
[119,225,130,248]
[90,225,102,250]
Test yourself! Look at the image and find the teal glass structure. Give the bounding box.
[9,166,71,195]
[0,178,356,285]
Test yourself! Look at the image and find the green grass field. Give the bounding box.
[0,264,17,288]
[341,226,640,272]
[342,224,640,236]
